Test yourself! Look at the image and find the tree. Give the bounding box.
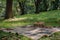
[5,0,13,19]
[42,0,48,11]
[54,0,59,9]
[18,0,26,15]
[35,0,42,13]
[51,0,59,10]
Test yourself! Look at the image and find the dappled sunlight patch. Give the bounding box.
[10,23,30,27]
[0,10,60,28]
[4,17,27,22]
[0,22,31,28]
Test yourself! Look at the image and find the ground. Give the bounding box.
[0,10,60,28]
[0,10,60,40]
[0,30,31,40]
[1,26,60,40]
[0,30,60,40]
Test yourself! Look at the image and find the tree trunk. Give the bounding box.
[5,0,13,19]
[51,0,59,10]
[18,1,25,15]
[42,0,48,11]
[55,0,59,10]
[35,0,42,13]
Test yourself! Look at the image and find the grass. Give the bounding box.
[0,30,60,40]
[0,30,31,40]
[39,32,60,40]
[0,10,60,28]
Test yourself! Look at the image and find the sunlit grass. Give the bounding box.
[0,10,60,28]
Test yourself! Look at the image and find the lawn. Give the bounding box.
[0,10,60,28]
[39,32,60,40]
[0,30,31,40]
[0,30,60,40]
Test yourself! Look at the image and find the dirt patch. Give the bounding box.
[0,22,60,40]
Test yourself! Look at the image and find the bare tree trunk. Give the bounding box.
[35,0,42,13]
[18,2,25,15]
[55,0,59,10]
[5,0,13,19]
[51,0,59,10]
[42,0,48,11]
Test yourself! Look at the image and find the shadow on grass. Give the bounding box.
[39,32,60,40]
[0,30,32,40]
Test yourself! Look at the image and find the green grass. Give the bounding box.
[0,10,60,28]
[0,30,31,40]
[0,30,60,40]
[39,32,60,40]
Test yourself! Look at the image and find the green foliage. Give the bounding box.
[0,0,60,15]
[18,0,26,2]
[0,0,60,27]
